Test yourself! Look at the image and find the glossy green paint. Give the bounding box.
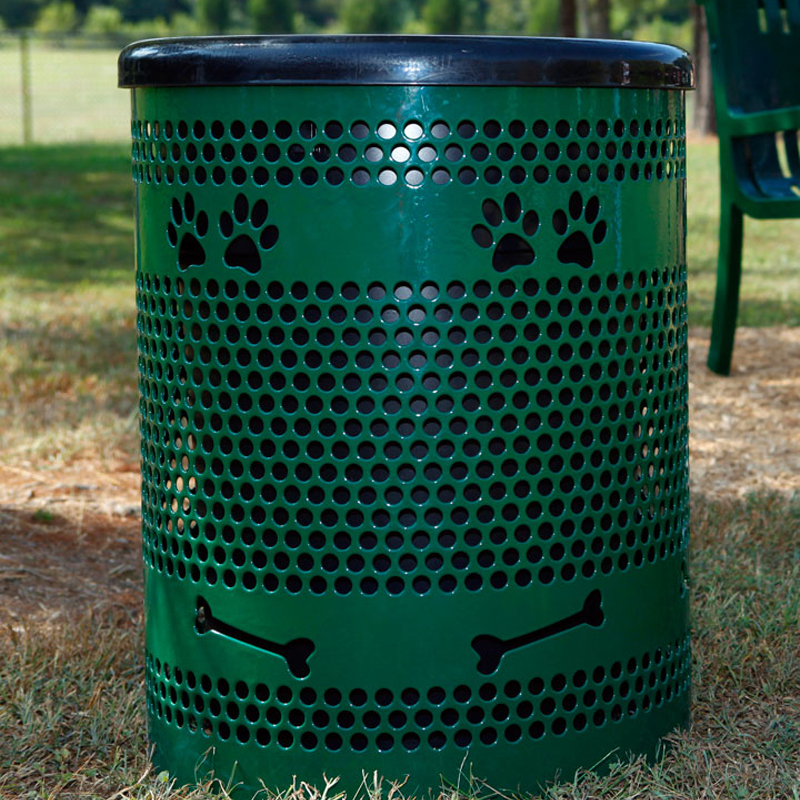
[700,0,800,373]
[130,84,690,797]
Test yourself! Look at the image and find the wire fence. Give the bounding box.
[0,32,134,146]
[0,30,705,147]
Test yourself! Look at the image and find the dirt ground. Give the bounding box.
[688,326,800,498]
[0,458,141,623]
[1,325,798,623]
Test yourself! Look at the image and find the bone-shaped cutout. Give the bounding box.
[471,589,604,675]
[194,596,315,679]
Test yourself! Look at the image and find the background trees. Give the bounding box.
[0,0,710,131]
[199,0,231,32]
[422,0,462,34]
[0,0,45,28]
[249,0,296,33]
[341,0,399,33]
[0,0,695,41]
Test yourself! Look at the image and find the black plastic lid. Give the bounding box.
[119,35,693,90]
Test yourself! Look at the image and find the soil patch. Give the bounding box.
[0,459,141,623]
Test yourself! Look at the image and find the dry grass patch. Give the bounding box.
[1,493,798,799]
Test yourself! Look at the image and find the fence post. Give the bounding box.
[20,30,33,144]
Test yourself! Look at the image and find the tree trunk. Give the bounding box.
[577,0,610,38]
[592,0,610,37]
[692,3,717,135]
[559,0,577,36]
[577,0,589,35]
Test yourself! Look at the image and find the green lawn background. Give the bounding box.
[0,44,799,800]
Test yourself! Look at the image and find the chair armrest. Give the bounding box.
[725,107,800,136]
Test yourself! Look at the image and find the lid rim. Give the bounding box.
[118,35,694,91]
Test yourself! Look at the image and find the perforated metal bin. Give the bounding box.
[120,36,694,797]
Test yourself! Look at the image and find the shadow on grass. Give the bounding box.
[0,143,138,451]
[0,142,133,287]
[0,501,141,622]
[689,292,800,327]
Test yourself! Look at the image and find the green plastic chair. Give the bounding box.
[700,0,800,374]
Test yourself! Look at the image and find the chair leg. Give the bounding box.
[707,202,744,375]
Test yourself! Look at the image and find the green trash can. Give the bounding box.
[120,36,694,796]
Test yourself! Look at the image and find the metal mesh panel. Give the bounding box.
[130,84,690,795]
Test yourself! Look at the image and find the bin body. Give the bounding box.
[121,36,693,797]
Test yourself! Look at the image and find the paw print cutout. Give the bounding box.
[553,191,607,269]
[472,193,539,272]
[167,193,208,271]
[220,193,279,275]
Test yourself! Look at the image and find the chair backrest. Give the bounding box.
[703,0,800,114]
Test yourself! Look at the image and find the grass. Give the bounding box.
[0,39,130,145]
[0,144,137,464]
[688,137,800,327]
[1,139,800,798]
[2,137,800,466]
[0,494,797,799]
[0,39,798,319]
